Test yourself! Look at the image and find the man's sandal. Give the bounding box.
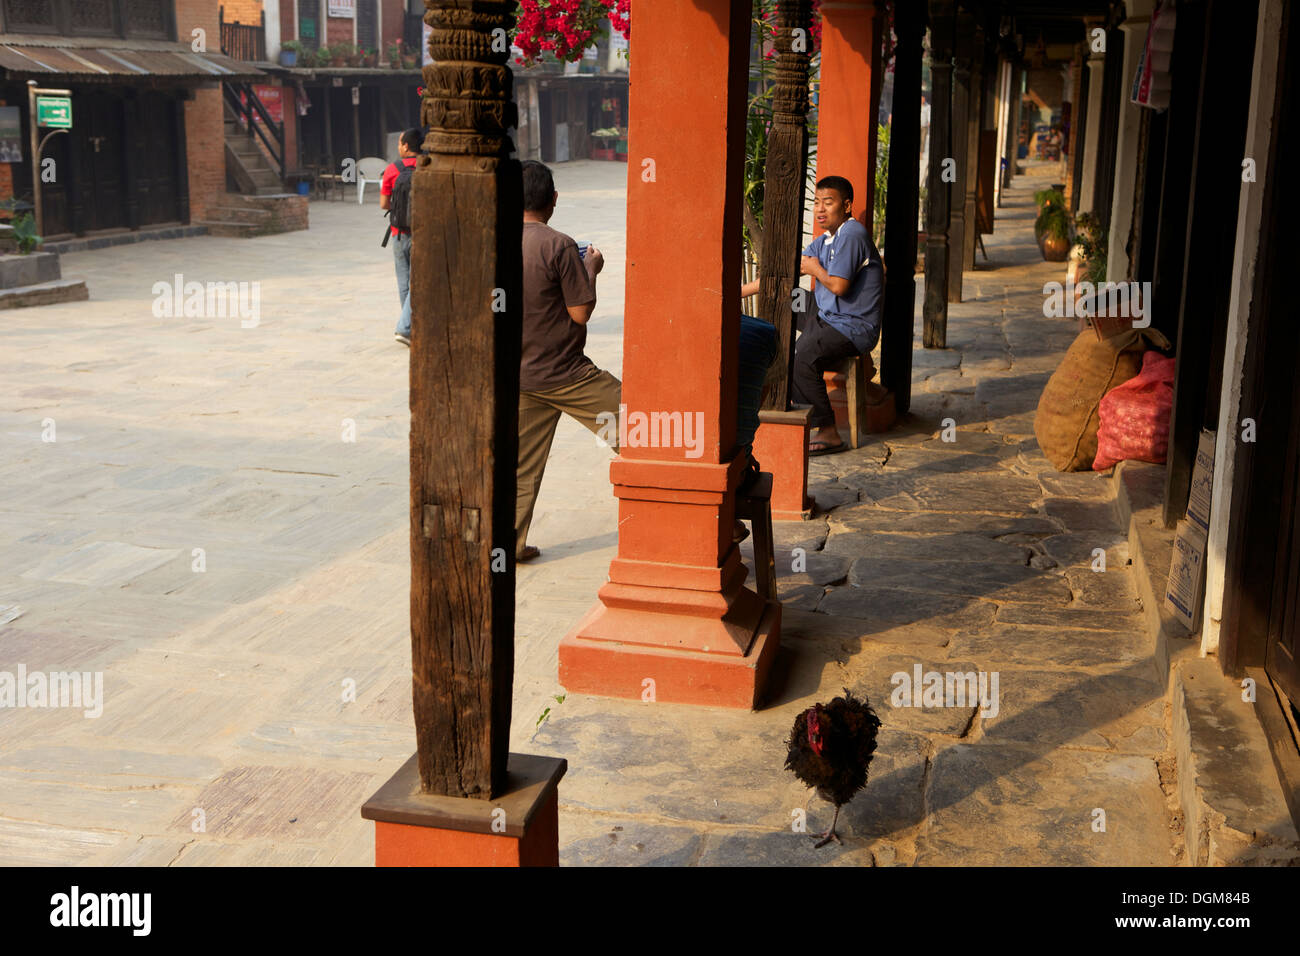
[808,440,846,456]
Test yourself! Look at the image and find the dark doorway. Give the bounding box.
[132,91,182,226]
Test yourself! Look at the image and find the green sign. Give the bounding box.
[36,96,71,129]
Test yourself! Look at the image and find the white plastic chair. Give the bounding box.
[356,157,389,204]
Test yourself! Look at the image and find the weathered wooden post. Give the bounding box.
[923,0,954,348]
[946,10,972,304]
[879,0,924,415]
[752,0,816,521]
[361,0,566,867]
[959,19,985,279]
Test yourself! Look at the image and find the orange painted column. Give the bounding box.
[815,1,894,438]
[559,0,781,709]
[816,0,882,230]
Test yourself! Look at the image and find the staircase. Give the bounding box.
[223,104,283,196]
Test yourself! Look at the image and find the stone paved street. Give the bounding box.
[0,160,1182,866]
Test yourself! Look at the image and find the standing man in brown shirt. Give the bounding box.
[516,161,622,562]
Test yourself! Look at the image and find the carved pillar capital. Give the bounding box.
[770,0,813,121]
[422,0,518,157]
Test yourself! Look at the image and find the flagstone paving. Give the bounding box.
[0,160,1182,866]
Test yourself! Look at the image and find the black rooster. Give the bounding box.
[784,690,882,847]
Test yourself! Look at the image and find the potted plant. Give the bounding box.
[360,48,376,68]
[1071,212,1108,284]
[279,40,301,68]
[9,210,41,254]
[386,41,402,69]
[1034,187,1071,262]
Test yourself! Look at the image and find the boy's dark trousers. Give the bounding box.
[791,311,860,429]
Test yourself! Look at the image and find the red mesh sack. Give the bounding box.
[1093,350,1175,470]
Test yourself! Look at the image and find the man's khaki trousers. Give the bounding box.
[516,368,621,557]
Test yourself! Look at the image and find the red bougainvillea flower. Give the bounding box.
[513,0,628,65]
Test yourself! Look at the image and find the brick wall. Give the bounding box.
[280,0,295,42]
[254,193,308,233]
[326,15,354,46]
[175,2,228,223]
[175,0,221,49]
[184,87,226,223]
[221,0,264,25]
[382,0,405,47]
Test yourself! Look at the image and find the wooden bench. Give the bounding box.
[735,470,776,602]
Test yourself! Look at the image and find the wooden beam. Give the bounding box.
[880,0,923,413]
[923,0,954,347]
[408,0,521,799]
[756,0,812,412]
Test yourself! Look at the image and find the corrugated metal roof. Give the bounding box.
[0,42,260,80]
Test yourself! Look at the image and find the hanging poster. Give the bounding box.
[0,106,21,163]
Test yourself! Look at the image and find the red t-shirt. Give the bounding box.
[382,157,417,235]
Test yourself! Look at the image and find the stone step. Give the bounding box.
[229,142,271,163]
[194,220,264,238]
[0,277,89,309]
[207,205,273,225]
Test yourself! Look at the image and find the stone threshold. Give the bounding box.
[42,224,209,255]
[1112,459,1300,864]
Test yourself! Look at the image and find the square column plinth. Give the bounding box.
[362,753,566,867]
[753,408,814,520]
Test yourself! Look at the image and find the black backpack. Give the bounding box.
[380,161,414,245]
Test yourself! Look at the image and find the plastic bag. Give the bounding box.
[1093,350,1175,470]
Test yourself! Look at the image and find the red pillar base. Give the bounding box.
[753,408,814,520]
[361,752,566,867]
[559,597,782,709]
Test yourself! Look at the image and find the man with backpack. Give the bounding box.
[380,127,422,346]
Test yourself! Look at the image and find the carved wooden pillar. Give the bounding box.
[362,0,565,867]
[880,0,923,414]
[960,22,985,275]
[751,0,816,520]
[756,0,812,413]
[923,0,954,348]
[947,11,972,303]
[406,0,519,801]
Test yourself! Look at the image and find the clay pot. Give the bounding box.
[1039,233,1071,262]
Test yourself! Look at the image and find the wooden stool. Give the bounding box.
[829,352,897,447]
[735,471,777,602]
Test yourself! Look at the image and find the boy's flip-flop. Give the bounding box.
[518,546,541,562]
[808,440,846,456]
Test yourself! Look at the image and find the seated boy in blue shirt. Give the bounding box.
[792,175,885,455]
